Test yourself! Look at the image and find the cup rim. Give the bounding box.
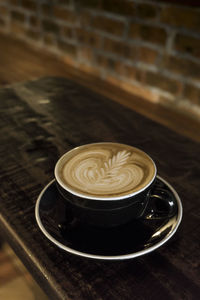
[54,142,157,201]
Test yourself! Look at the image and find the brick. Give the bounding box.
[138,47,158,64]
[123,64,145,82]
[53,6,77,23]
[29,15,40,28]
[26,29,40,40]
[77,0,135,16]
[43,33,56,46]
[0,17,5,26]
[112,61,127,77]
[21,0,37,11]
[78,46,94,62]
[93,16,125,37]
[42,20,60,34]
[11,10,26,23]
[105,75,159,102]
[108,61,128,78]
[163,55,200,81]
[184,84,200,105]
[41,3,53,16]
[96,54,116,71]
[160,6,200,32]
[101,0,135,16]
[76,0,100,9]
[79,11,92,27]
[136,3,157,20]
[175,34,200,59]
[103,38,136,59]
[145,71,182,95]
[57,39,77,57]
[76,28,102,48]
[9,0,20,4]
[96,54,144,82]
[129,22,167,45]
[62,26,74,40]
[61,0,71,5]
[10,21,26,35]
[0,5,8,16]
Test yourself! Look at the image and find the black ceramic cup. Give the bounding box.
[55,143,177,227]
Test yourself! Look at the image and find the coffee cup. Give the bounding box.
[55,142,176,227]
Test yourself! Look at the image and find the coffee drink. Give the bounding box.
[55,143,156,200]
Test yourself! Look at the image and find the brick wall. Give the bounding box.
[0,0,200,119]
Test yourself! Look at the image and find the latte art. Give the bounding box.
[63,149,145,195]
[56,143,156,199]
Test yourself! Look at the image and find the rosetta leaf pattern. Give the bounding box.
[95,150,131,181]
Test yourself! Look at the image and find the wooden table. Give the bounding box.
[0,77,199,299]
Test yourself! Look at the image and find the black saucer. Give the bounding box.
[35,176,182,260]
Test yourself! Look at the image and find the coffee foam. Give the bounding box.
[57,143,156,199]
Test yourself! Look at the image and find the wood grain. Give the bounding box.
[0,77,199,299]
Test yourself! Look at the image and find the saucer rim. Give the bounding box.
[35,176,183,260]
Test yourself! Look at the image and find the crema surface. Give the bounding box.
[57,143,156,199]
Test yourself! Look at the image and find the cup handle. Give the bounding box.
[142,188,177,220]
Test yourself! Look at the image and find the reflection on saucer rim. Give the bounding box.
[35,176,183,260]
